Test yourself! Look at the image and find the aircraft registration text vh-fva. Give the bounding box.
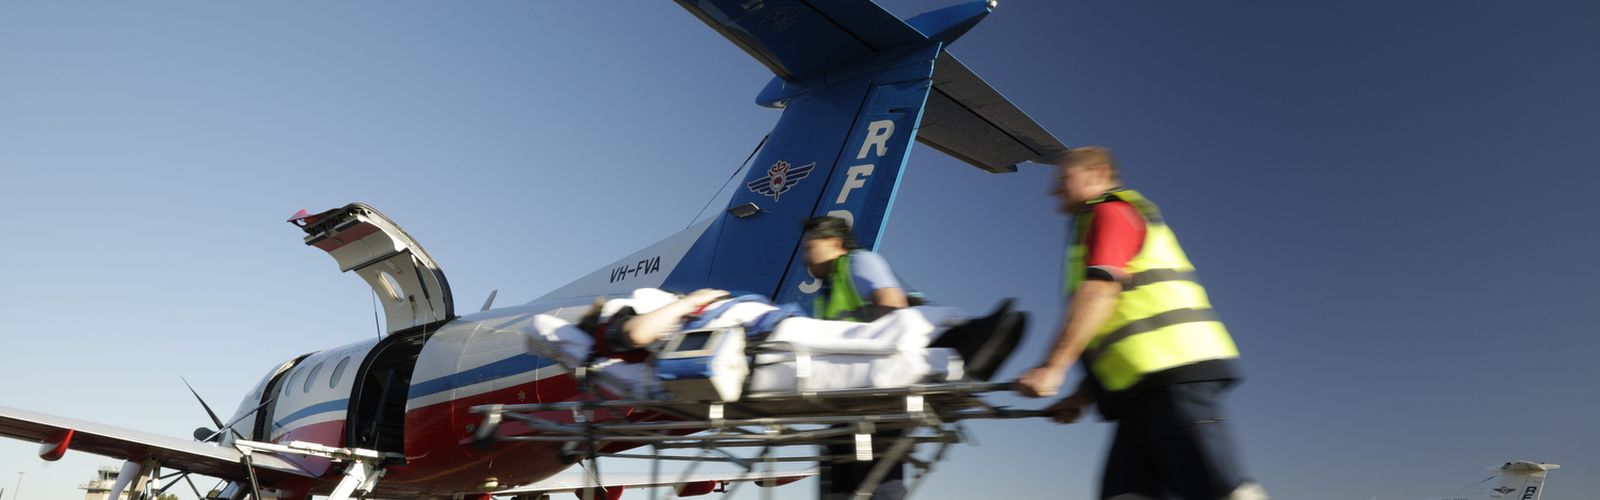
[0,1,1068,499]
[608,257,662,284]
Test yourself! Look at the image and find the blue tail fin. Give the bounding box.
[530,1,1065,306]
[694,42,941,303]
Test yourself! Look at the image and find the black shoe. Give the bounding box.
[965,310,1025,381]
[930,299,1027,381]
[930,299,1012,351]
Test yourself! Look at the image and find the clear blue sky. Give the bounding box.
[2,1,1597,499]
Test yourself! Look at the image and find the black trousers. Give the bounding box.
[820,428,906,500]
[1101,381,1252,500]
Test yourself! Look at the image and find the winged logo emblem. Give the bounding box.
[747,160,816,202]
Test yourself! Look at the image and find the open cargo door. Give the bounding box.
[289,203,455,334]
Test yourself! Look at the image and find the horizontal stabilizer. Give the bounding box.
[1495,461,1560,473]
[920,52,1068,172]
[675,0,928,82]
[905,1,994,44]
[1481,460,1559,500]
[678,1,1066,173]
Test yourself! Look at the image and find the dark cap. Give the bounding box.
[801,216,860,250]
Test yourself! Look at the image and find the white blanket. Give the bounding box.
[527,289,968,398]
[745,309,967,393]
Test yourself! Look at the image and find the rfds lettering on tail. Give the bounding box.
[829,119,895,226]
[787,108,915,300]
[791,118,901,295]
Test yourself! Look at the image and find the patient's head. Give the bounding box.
[576,296,609,334]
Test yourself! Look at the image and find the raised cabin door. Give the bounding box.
[289,203,456,333]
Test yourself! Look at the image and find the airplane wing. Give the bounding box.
[0,405,312,482]
[494,468,815,497]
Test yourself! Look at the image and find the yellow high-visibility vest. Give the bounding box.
[1065,189,1239,392]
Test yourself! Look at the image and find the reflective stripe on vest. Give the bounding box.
[1065,189,1239,392]
[814,252,869,322]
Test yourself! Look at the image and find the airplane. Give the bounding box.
[1425,461,1561,500]
[0,1,1066,499]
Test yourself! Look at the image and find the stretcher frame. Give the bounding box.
[470,380,1042,500]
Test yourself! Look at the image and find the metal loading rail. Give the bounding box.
[469,382,1044,499]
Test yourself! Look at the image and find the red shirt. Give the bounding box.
[1081,200,1147,283]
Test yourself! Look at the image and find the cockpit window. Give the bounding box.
[283,369,298,397]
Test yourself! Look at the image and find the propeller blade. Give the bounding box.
[204,397,274,443]
[182,377,227,429]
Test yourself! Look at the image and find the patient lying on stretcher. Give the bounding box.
[526,288,1024,397]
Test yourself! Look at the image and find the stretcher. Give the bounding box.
[473,328,1045,499]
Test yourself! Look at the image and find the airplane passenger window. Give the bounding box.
[330,357,351,389]
[377,272,404,303]
[303,362,324,394]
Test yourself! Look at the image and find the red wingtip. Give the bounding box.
[38,428,74,461]
[675,480,718,497]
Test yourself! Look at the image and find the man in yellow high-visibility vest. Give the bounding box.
[1018,147,1267,500]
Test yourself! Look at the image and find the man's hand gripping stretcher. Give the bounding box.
[522,288,1027,402]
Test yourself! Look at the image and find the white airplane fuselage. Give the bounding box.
[222,301,600,497]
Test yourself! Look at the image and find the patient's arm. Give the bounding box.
[620,288,729,347]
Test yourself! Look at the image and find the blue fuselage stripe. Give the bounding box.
[270,355,557,432]
[272,399,349,430]
[406,355,557,400]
